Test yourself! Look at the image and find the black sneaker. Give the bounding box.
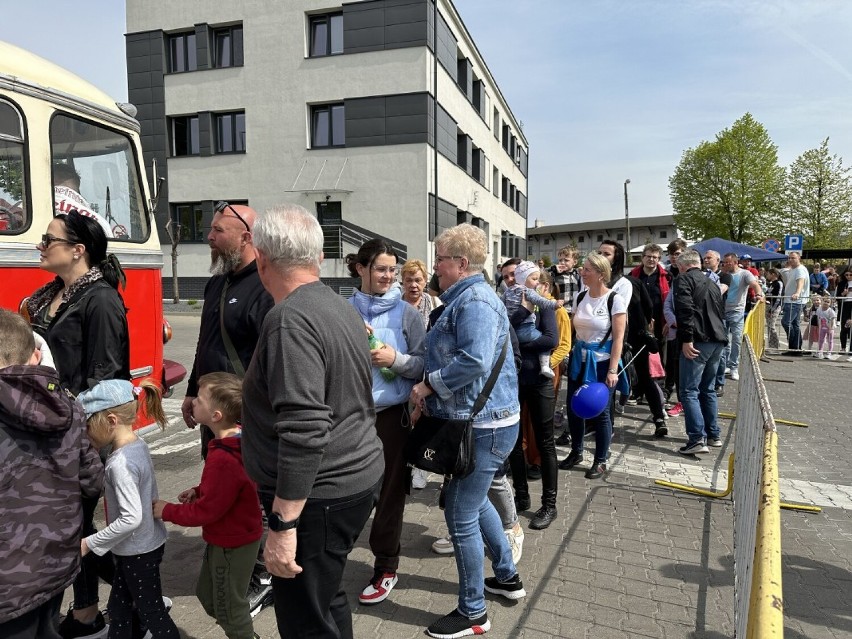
[585,463,606,479]
[248,580,274,618]
[426,609,491,638]
[653,419,668,438]
[514,493,531,512]
[529,506,557,530]
[715,385,725,397]
[555,431,571,446]
[484,574,527,600]
[558,450,583,470]
[59,609,108,639]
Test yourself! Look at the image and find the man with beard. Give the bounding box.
[181,202,275,615]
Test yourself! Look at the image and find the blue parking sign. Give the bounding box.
[784,234,804,251]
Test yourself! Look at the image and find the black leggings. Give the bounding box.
[840,298,852,351]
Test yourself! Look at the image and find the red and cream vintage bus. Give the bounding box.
[0,41,185,411]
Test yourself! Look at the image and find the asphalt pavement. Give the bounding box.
[64,313,851,638]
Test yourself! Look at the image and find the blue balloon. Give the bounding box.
[571,382,610,419]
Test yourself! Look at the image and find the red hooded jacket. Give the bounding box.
[162,435,262,548]
[630,263,671,304]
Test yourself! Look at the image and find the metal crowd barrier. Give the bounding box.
[743,298,766,359]
[653,337,820,637]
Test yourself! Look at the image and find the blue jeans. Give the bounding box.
[566,360,616,464]
[514,321,542,343]
[679,341,724,446]
[724,309,745,372]
[781,303,803,350]
[445,423,519,618]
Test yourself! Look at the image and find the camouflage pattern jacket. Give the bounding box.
[0,365,104,623]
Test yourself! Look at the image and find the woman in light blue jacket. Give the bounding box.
[346,239,425,607]
[409,224,525,639]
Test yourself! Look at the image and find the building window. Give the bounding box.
[168,31,197,73]
[311,104,345,147]
[492,167,499,196]
[316,200,342,224]
[171,203,204,242]
[213,25,243,68]
[616,232,624,241]
[596,234,603,242]
[501,177,509,204]
[578,236,585,243]
[215,112,246,153]
[659,230,668,239]
[493,108,499,138]
[309,13,343,57]
[170,116,199,156]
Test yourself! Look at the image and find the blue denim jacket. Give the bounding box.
[425,274,520,423]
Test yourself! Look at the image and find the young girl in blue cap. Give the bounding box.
[77,379,178,639]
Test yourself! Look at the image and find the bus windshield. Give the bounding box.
[51,112,148,241]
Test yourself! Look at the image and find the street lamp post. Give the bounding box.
[623,179,631,251]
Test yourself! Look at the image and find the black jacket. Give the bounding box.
[33,280,130,395]
[673,267,726,345]
[186,261,274,396]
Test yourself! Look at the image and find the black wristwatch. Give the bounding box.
[423,375,433,391]
[268,512,300,532]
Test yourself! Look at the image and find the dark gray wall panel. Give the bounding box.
[343,0,427,54]
[194,23,209,70]
[198,111,212,156]
[126,30,169,238]
[344,92,430,148]
[435,11,456,80]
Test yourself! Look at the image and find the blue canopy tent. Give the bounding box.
[687,238,784,262]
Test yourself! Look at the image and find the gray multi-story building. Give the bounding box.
[125,0,528,295]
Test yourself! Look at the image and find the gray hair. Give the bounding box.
[677,249,702,268]
[253,203,323,272]
[435,223,487,274]
[703,249,720,261]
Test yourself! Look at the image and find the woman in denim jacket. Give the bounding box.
[409,224,526,638]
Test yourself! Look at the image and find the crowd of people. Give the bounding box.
[3,205,851,639]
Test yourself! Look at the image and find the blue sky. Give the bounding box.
[5,0,852,225]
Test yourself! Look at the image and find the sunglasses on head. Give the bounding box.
[214,201,251,233]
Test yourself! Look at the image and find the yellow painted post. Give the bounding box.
[654,453,734,499]
[746,431,784,638]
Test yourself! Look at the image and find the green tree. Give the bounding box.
[783,138,852,249]
[669,113,784,243]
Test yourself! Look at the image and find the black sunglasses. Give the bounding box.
[39,234,77,249]
[214,201,251,233]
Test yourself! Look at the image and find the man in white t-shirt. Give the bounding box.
[780,252,810,353]
[720,253,763,380]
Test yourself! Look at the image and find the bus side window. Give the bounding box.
[50,113,148,241]
[0,100,27,232]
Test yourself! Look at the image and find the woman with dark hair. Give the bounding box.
[344,239,425,606]
[27,209,130,637]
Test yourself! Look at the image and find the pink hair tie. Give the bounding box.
[132,386,143,397]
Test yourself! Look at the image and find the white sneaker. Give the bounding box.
[505,525,525,565]
[724,367,731,375]
[431,535,454,555]
[812,351,820,358]
[729,370,739,381]
[412,468,428,489]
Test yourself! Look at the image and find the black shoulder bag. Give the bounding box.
[405,338,508,478]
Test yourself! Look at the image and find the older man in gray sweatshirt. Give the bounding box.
[241,203,384,639]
